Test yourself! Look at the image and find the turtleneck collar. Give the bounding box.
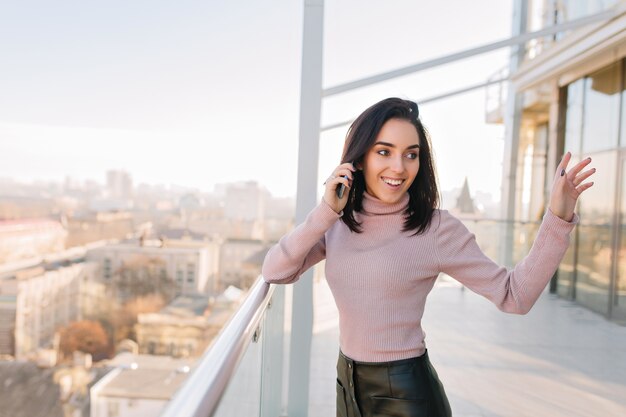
[361,191,409,215]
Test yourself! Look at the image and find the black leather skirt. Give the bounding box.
[336,350,452,417]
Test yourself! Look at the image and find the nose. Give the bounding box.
[390,155,406,174]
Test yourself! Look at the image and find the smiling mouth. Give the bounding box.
[382,177,405,186]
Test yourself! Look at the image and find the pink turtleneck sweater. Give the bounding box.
[262,192,577,362]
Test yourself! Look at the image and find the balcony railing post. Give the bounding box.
[290,0,325,416]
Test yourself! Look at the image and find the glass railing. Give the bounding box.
[160,276,283,417]
[458,215,541,267]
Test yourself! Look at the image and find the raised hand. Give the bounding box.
[548,152,595,222]
[323,162,355,213]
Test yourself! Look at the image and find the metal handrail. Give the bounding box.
[160,276,274,417]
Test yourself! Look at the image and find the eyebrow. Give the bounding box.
[374,141,420,149]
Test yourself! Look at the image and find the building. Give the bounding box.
[490,0,626,323]
[0,195,60,220]
[135,294,212,357]
[106,170,133,200]
[87,238,220,299]
[454,177,477,215]
[134,292,240,358]
[218,181,269,222]
[0,218,67,264]
[66,211,135,248]
[0,257,97,359]
[219,238,269,290]
[90,352,194,417]
[0,361,64,417]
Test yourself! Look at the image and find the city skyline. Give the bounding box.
[0,166,497,202]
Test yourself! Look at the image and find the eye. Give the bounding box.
[377,149,390,156]
[406,152,418,160]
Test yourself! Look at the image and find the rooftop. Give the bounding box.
[96,368,191,400]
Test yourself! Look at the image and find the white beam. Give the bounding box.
[320,77,508,132]
[322,8,616,97]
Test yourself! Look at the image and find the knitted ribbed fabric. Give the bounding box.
[262,192,577,362]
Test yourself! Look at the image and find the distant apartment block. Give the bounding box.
[91,352,194,417]
[87,238,220,300]
[181,216,264,241]
[134,294,231,358]
[0,259,97,359]
[106,170,133,200]
[219,181,269,221]
[0,218,67,264]
[219,238,269,290]
[85,170,135,212]
[0,195,60,220]
[66,211,135,248]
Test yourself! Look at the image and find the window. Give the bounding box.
[564,79,584,155]
[575,151,616,316]
[187,264,195,283]
[103,258,112,280]
[582,61,621,153]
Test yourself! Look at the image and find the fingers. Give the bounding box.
[335,173,352,196]
[557,151,572,175]
[336,162,356,179]
[576,181,595,194]
[566,156,592,180]
[323,164,355,213]
[573,167,596,186]
[325,163,356,184]
[557,153,594,184]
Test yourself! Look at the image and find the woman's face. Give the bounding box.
[362,118,420,204]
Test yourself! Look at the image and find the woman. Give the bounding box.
[262,98,595,417]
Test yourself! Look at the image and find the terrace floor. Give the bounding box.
[308,276,626,417]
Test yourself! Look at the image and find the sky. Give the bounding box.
[0,0,512,201]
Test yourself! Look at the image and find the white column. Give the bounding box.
[288,1,324,416]
[500,0,528,266]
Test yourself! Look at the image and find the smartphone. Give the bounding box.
[336,178,347,199]
[336,161,354,198]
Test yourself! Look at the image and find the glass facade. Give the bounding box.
[526,0,619,58]
[575,151,616,315]
[560,0,620,22]
[555,59,626,323]
[615,158,626,322]
[582,62,621,153]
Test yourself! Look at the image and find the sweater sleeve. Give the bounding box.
[436,209,578,314]
[261,200,341,284]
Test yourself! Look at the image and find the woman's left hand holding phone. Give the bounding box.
[323,162,355,214]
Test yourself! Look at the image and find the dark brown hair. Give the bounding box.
[340,97,440,235]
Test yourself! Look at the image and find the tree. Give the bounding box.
[58,320,111,361]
